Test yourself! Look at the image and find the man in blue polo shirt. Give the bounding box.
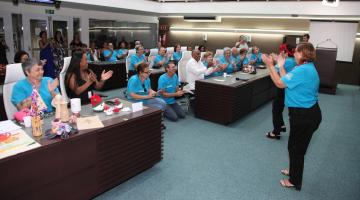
[152,47,169,69]
[129,45,147,75]
[158,61,186,121]
[103,42,118,62]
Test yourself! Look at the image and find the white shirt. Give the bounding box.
[185,58,212,90]
[92,49,99,62]
[235,42,249,51]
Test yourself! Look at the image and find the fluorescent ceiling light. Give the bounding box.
[322,0,339,7]
[170,27,308,35]
[89,26,150,30]
[220,15,360,21]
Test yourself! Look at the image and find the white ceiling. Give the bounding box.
[60,0,360,19]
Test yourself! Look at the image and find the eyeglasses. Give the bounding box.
[143,71,151,75]
[142,84,147,93]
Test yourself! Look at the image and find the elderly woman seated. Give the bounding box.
[217,47,237,74]
[250,46,264,66]
[11,58,59,112]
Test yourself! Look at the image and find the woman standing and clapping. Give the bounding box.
[262,42,322,191]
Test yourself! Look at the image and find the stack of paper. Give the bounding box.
[0,120,21,134]
[0,129,41,159]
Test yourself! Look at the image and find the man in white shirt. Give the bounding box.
[235,35,249,51]
[186,50,217,91]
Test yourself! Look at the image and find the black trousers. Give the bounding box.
[288,103,322,190]
[272,88,285,135]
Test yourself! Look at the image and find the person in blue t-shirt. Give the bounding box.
[231,47,242,70]
[239,48,250,72]
[250,46,263,66]
[153,47,169,69]
[116,41,128,60]
[103,42,117,62]
[158,61,186,121]
[127,63,166,112]
[129,45,147,77]
[266,45,297,140]
[172,44,182,65]
[262,42,322,191]
[217,47,237,74]
[202,51,222,78]
[11,58,60,113]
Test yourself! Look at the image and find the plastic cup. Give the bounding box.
[70,98,81,114]
[24,116,32,128]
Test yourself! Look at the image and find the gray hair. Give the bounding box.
[223,47,231,54]
[22,58,43,76]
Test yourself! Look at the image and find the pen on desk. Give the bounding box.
[27,142,36,146]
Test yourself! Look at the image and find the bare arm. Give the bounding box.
[68,73,94,96]
[262,54,286,89]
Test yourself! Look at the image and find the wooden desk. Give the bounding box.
[0,100,163,200]
[88,61,127,90]
[195,69,276,125]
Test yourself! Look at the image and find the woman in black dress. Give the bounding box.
[65,50,113,104]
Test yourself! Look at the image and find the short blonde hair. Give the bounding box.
[203,51,213,58]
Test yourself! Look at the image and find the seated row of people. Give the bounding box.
[10,53,186,122]
[9,44,265,122]
[127,62,185,121]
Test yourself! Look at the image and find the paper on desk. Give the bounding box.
[213,79,225,82]
[0,129,41,159]
[132,102,143,113]
[76,116,104,130]
[0,120,21,134]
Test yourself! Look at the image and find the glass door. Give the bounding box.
[51,15,73,56]
[23,14,73,60]
[22,14,49,60]
[0,12,14,65]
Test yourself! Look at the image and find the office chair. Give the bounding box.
[177,51,193,113]
[126,49,136,79]
[3,63,26,119]
[59,56,71,102]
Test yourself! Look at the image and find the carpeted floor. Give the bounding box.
[95,84,360,200]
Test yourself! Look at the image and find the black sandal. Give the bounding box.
[266,131,280,140]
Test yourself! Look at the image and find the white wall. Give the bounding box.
[0,1,159,50]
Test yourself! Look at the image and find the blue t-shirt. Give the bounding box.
[115,49,127,60]
[242,57,249,66]
[103,49,117,62]
[276,57,297,73]
[218,55,236,74]
[129,54,146,71]
[173,52,181,62]
[250,53,263,65]
[11,77,59,112]
[281,62,319,108]
[86,52,92,61]
[158,73,179,104]
[231,55,241,70]
[153,54,169,68]
[127,75,151,103]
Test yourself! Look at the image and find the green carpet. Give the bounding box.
[95,84,360,200]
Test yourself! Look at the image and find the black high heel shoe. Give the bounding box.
[281,126,286,132]
[266,132,280,140]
